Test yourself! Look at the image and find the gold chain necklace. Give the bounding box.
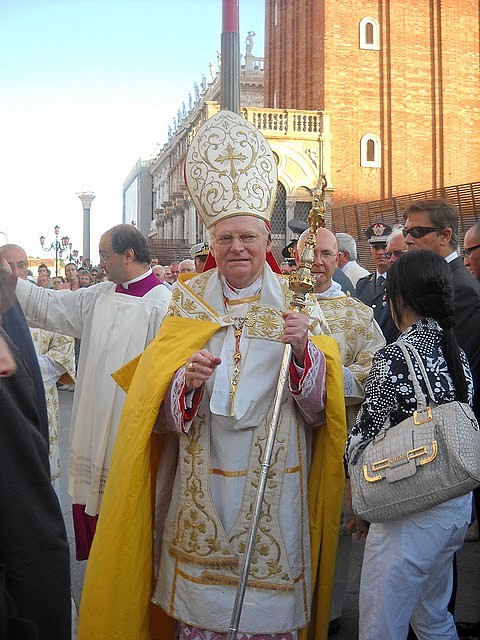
[229,318,245,416]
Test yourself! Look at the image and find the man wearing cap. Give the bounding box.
[190,241,210,273]
[79,111,346,640]
[355,222,392,323]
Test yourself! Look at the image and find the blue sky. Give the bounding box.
[0,0,264,259]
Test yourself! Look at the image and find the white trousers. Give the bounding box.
[359,516,467,640]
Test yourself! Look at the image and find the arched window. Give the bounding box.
[360,133,381,168]
[359,17,380,50]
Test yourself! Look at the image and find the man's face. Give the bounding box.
[98,233,129,284]
[386,234,407,265]
[37,274,50,288]
[164,268,173,283]
[78,272,91,287]
[169,263,180,281]
[38,266,48,276]
[211,216,270,289]
[152,266,165,282]
[464,226,480,279]
[336,250,350,269]
[403,210,451,255]
[65,264,77,281]
[194,257,206,273]
[370,243,389,274]
[52,277,64,290]
[1,245,28,280]
[296,228,339,294]
[151,258,158,266]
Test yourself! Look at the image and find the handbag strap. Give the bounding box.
[395,341,431,412]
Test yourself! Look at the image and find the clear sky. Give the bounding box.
[0,0,264,262]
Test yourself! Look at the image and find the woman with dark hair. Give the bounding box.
[345,250,474,639]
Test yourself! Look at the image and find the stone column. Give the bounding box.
[77,191,95,262]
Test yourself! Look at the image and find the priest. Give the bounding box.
[79,111,346,640]
[12,224,171,559]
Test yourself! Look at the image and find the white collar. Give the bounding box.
[444,251,459,264]
[221,274,262,300]
[120,267,151,289]
[315,280,344,299]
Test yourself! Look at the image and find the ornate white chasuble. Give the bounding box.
[154,267,328,634]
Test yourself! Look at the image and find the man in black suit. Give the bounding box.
[356,222,392,324]
[403,200,480,418]
[403,199,480,639]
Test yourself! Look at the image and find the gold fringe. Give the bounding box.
[200,571,295,593]
[169,547,239,568]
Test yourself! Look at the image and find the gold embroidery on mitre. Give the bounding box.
[184,110,278,229]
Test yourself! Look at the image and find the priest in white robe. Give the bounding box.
[13,224,170,558]
[78,111,347,640]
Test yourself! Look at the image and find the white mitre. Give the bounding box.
[184,110,278,229]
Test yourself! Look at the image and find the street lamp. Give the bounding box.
[39,225,77,275]
[39,225,62,276]
[61,236,81,266]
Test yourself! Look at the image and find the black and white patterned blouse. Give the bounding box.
[345,317,474,465]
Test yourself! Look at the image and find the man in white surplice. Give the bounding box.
[12,223,170,559]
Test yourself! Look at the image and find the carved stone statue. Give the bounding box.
[188,93,193,110]
[177,108,182,124]
[194,82,200,101]
[182,101,186,118]
[209,60,215,81]
[246,31,255,55]
[201,74,207,92]
[216,50,221,68]
[168,125,173,139]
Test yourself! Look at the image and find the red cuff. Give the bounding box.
[289,342,312,391]
[180,383,204,426]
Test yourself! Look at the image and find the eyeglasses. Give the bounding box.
[214,233,263,246]
[385,250,407,260]
[462,243,480,259]
[315,250,336,261]
[402,226,443,239]
[99,251,118,261]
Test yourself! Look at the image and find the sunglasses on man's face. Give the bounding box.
[402,226,443,239]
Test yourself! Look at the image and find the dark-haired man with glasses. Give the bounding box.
[463,221,480,282]
[9,223,171,560]
[404,200,480,636]
[403,201,480,417]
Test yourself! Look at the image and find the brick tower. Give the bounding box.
[265,0,480,207]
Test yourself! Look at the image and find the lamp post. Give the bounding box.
[61,236,81,266]
[40,226,78,275]
[77,191,95,264]
[39,224,62,276]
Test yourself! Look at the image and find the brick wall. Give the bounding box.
[265,0,480,210]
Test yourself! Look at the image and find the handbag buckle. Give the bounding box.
[413,406,432,425]
[363,441,438,482]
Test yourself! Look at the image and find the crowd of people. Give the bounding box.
[0,109,480,640]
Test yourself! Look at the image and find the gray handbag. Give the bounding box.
[349,340,480,523]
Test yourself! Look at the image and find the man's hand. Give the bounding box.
[185,349,221,392]
[281,311,309,366]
